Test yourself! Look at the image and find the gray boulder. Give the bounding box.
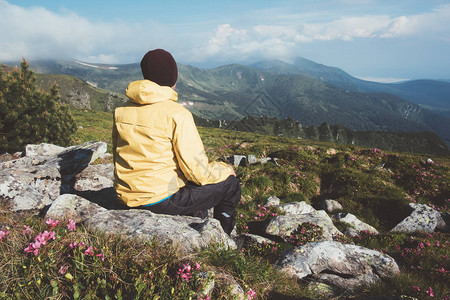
[335,212,379,236]
[46,194,236,254]
[25,143,66,157]
[390,203,448,233]
[74,163,114,191]
[0,141,107,212]
[265,210,342,240]
[276,241,400,291]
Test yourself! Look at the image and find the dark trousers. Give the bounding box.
[142,176,241,235]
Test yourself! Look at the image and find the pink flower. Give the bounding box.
[23,225,31,236]
[46,218,60,230]
[194,262,201,271]
[412,285,420,292]
[96,249,105,261]
[24,230,56,255]
[84,246,94,256]
[425,287,434,297]
[177,263,192,282]
[67,219,76,231]
[0,230,9,240]
[69,242,78,249]
[247,288,256,300]
[58,263,68,275]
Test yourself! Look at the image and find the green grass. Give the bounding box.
[0,107,448,299]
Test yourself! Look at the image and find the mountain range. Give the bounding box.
[250,57,450,118]
[3,57,450,150]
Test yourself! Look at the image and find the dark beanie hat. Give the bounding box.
[140,49,178,87]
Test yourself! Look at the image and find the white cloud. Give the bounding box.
[183,3,450,65]
[0,0,173,63]
[354,76,410,83]
[0,0,449,69]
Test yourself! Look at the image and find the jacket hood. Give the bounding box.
[126,80,178,105]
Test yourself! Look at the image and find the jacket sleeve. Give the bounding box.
[172,110,232,185]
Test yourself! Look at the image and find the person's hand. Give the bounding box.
[229,165,236,177]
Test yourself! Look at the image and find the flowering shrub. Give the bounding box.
[287,222,324,246]
[236,202,283,234]
[0,216,218,299]
[241,240,281,263]
[174,261,213,299]
[354,231,449,298]
[24,230,56,256]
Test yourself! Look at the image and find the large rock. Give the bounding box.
[390,203,448,233]
[46,194,236,254]
[25,143,66,157]
[0,141,107,212]
[265,210,342,240]
[74,163,114,191]
[276,241,400,291]
[335,212,379,236]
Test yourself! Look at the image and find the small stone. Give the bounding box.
[227,155,246,167]
[326,148,337,155]
[265,195,280,206]
[335,212,379,236]
[247,155,257,165]
[322,199,343,213]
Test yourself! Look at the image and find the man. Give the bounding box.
[113,49,240,235]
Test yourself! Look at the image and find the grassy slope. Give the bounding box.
[0,107,448,299]
[35,74,128,112]
[25,60,450,144]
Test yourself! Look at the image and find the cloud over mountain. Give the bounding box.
[0,0,449,79]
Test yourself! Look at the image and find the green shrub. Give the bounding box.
[0,59,76,153]
[245,175,273,192]
[282,192,309,203]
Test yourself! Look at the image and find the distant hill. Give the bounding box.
[9,59,450,146]
[35,73,128,111]
[250,58,450,118]
[1,61,128,111]
[194,115,449,156]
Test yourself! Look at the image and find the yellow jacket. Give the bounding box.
[113,80,232,207]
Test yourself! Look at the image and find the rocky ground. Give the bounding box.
[1,142,448,298]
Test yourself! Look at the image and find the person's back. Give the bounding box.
[113,49,241,235]
[114,80,187,206]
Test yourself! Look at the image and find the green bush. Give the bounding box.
[245,175,273,192]
[0,59,77,153]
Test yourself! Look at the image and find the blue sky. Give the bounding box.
[1,0,450,81]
